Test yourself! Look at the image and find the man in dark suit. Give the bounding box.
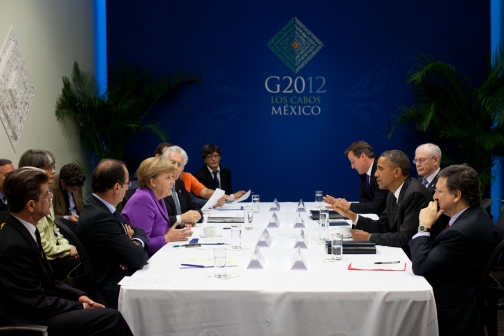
[77,159,148,309]
[194,144,246,201]
[165,178,203,227]
[325,141,388,216]
[414,143,441,195]
[332,150,434,254]
[409,165,497,336]
[0,159,14,212]
[0,167,133,335]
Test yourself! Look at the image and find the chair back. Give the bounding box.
[0,325,48,335]
[0,211,9,225]
[480,239,504,289]
[496,202,504,242]
[122,188,137,207]
[54,219,95,294]
[481,198,493,210]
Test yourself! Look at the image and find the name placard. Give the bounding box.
[269,198,281,211]
[268,212,280,228]
[296,198,306,212]
[289,246,308,270]
[293,213,305,228]
[247,246,266,269]
[256,229,272,247]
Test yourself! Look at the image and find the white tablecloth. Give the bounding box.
[119,202,438,336]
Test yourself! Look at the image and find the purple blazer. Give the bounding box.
[122,188,170,256]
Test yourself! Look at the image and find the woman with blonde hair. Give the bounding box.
[122,157,192,256]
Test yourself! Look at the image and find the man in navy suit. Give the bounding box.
[0,159,14,212]
[325,141,388,216]
[409,164,497,336]
[78,159,148,309]
[0,167,132,335]
[414,143,442,195]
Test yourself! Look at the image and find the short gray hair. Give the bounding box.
[380,150,410,177]
[416,143,442,160]
[163,145,188,166]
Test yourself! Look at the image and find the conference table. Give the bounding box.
[118,202,438,336]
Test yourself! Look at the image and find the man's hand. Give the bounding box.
[68,215,79,224]
[119,263,129,271]
[69,246,79,258]
[181,210,201,223]
[164,222,193,243]
[79,295,105,309]
[214,198,226,207]
[332,199,357,222]
[125,224,134,239]
[419,200,445,228]
[351,229,371,241]
[323,195,337,206]
[233,190,246,199]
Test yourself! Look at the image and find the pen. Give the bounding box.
[180,264,205,268]
[374,261,401,264]
[173,245,185,248]
[222,227,231,230]
[199,243,225,245]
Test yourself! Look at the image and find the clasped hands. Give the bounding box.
[324,195,370,241]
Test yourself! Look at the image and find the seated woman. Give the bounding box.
[122,157,193,256]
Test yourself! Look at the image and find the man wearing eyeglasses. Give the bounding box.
[414,143,441,195]
[77,159,148,309]
[409,165,497,336]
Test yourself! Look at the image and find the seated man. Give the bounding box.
[163,146,226,207]
[194,144,246,200]
[77,159,148,309]
[130,141,172,189]
[0,167,132,335]
[325,141,388,215]
[414,143,442,195]
[0,159,14,212]
[330,150,434,254]
[49,163,86,231]
[409,165,498,336]
[19,149,80,281]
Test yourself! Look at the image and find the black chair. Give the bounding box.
[0,211,9,225]
[54,219,94,295]
[0,325,48,335]
[121,188,137,208]
[481,198,493,210]
[481,238,504,336]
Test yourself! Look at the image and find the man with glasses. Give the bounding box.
[0,167,133,335]
[409,165,497,336]
[195,144,246,199]
[414,143,442,195]
[77,159,148,309]
[18,149,80,281]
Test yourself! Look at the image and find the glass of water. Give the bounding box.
[231,224,241,250]
[319,212,329,241]
[331,233,343,260]
[252,195,260,213]
[214,247,227,278]
[315,190,323,208]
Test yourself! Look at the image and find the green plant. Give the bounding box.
[55,61,200,166]
[389,49,504,192]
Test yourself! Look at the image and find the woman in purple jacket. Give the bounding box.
[122,157,193,256]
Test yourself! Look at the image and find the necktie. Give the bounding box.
[365,175,371,194]
[113,211,127,234]
[213,170,220,189]
[390,195,398,224]
[422,178,429,187]
[35,229,45,258]
[172,185,182,215]
[1,195,6,204]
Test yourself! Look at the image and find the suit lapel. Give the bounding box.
[147,188,169,223]
[7,215,47,263]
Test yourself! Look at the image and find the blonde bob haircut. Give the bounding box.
[138,157,175,189]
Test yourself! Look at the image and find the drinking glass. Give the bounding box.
[319,212,329,241]
[331,233,343,260]
[231,224,241,250]
[315,190,323,208]
[214,247,227,278]
[252,195,260,213]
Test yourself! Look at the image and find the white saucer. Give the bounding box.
[342,233,352,238]
[200,235,221,238]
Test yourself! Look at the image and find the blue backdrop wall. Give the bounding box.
[107,0,489,202]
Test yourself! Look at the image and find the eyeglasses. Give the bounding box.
[433,188,451,195]
[121,181,132,188]
[205,154,221,160]
[44,164,56,171]
[39,190,53,200]
[412,157,434,164]
[169,160,184,169]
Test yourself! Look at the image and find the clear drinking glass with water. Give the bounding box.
[214,247,227,278]
[319,212,329,241]
[331,233,343,260]
[231,224,241,250]
[315,190,323,208]
[252,195,260,213]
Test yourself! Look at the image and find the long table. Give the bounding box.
[118,202,438,336]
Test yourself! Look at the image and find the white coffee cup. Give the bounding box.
[203,226,216,237]
[339,226,351,236]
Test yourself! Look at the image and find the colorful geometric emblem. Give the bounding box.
[267,17,324,73]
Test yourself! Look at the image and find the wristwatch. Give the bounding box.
[418,225,431,233]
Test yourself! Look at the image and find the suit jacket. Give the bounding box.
[76,195,148,309]
[0,214,85,326]
[194,165,233,195]
[355,177,434,254]
[417,172,440,196]
[349,159,388,215]
[122,188,170,256]
[0,200,7,212]
[164,179,203,226]
[49,174,84,218]
[409,205,498,336]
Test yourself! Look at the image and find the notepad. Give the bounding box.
[348,261,406,271]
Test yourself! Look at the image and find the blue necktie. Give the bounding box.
[213,170,220,189]
[365,175,371,193]
[172,185,182,215]
[422,178,429,187]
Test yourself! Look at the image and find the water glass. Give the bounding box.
[252,194,260,213]
[319,212,329,241]
[315,190,323,208]
[331,233,343,260]
[214,247,227,278]
[231,224,241,250]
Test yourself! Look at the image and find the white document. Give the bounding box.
[230,189,251,203]
[218,204,244,211]
[209,212,242,218]
[119,276,172,287]
[202,188,226,210]
[198,237,232,244]
[349,261,406,271]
